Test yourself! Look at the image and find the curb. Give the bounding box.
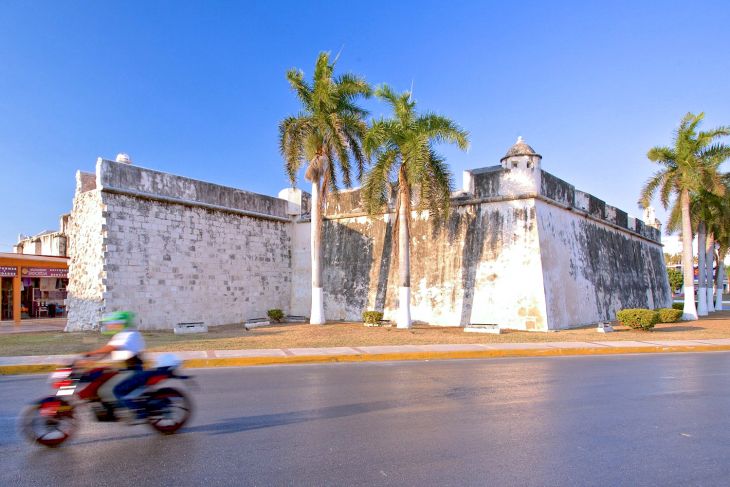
[3,344,730,375]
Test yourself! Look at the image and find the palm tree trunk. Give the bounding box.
[310,178,325,324]
[396,184,412,329]
[680,189,698,320]
[715,248,726,310]
[706,233,715,312]
[697,221,708,316]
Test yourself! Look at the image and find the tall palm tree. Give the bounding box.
[279,52,371,324]
[640,112,730,321]
[362,85,469,328]
[707,183,730,310]
[713,200,730,311]
[667,190,727,314]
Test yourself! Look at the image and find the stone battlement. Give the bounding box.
[323,164,661,244]
[96,159,291,222]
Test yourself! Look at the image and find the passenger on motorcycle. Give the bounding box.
[82,311,147,421]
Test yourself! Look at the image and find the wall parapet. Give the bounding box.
[96,159,290,222]
[324,166,662,244]
[76,171,96,193]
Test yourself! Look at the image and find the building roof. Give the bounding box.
[0,252,69,264]
[501,136,541,160]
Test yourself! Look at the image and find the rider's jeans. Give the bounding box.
[98,370,135,406]
[113,371,152,411]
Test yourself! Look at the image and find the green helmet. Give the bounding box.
[100,311,136,336]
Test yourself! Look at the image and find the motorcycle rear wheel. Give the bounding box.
[20,396,77,447]
[146,387,192,435]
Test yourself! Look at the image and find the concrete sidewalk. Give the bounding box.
[4,338,730,374]
[0,318,66,334]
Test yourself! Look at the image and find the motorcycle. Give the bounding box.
[21,353,193,447]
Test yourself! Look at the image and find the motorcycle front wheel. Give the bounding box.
[20,396,77,447]
[145,387,192,435]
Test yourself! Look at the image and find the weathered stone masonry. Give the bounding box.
[66,139,670,331]
[66,159,292,330]
[316,139,671,330]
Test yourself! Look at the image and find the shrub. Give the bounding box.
[615,308,659,331]
[671,302,683,310]
[667,268,683,293]
[267,309,284,322]
[657,308,682,323]
[362,311,384,325]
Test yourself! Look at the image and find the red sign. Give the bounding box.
[0,266,16,277]
[21,267,68,278]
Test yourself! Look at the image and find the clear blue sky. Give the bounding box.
[1,1,729,251]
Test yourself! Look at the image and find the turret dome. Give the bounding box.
[501,136,540,161]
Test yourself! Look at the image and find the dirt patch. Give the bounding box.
[3,311,730,357]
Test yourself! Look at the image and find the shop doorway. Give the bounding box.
[21,277,68,319]
[1,277,13,321]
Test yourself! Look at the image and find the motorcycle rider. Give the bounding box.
[82,311,147,422]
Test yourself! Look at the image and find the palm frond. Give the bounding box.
[362,149,397,215]
[416,113,470,150]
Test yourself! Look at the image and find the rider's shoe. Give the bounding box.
[43,430,66,440]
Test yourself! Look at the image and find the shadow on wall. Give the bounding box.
[579,221,666,320]
[374,220,393,312]
[322,221,378,320]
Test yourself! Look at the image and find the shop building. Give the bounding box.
[0,253,69,323]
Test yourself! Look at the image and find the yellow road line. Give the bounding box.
[3,344,730,375]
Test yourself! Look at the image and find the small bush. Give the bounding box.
[267,309,284,322]
[657,308,682,323]
[615,308,659,330]
[672,302,683,310]
[362,311,384,325]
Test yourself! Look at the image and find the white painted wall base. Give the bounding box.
[697,286,708,316]
[311,287,325,324]
[682,286,698,321]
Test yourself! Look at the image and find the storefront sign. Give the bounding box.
[21,267,68,278]
[0,266,17,277]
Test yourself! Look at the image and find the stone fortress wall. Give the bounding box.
[66,172,106,329]
[66,159,293,330]
[315,140,671,330]
[65,139,671,331]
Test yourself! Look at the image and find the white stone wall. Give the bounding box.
[315,164,669,330]
[536,200,671,329]
[101,193,292,329]
[66,188,106,330]
[64,154,669,332]
[289,221,312,317]
[320,199,550,330]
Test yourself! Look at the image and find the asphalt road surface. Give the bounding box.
[2,353,730,486]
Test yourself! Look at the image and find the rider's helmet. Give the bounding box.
[100,311,136,335]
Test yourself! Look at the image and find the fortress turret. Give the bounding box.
[500,136,541,171]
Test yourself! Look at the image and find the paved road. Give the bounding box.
[2,353,730,486]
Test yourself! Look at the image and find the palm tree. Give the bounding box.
[279,52,371,324]
[362,85,469,328]
[713,206,730,310]
[667,190,727,314]
[707,183,730,310]
[640,112,730,321]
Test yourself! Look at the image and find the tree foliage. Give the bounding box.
[667,268,683,292]
[361,84,469,224]
[640,112,730,218]
[279,51,372,199]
